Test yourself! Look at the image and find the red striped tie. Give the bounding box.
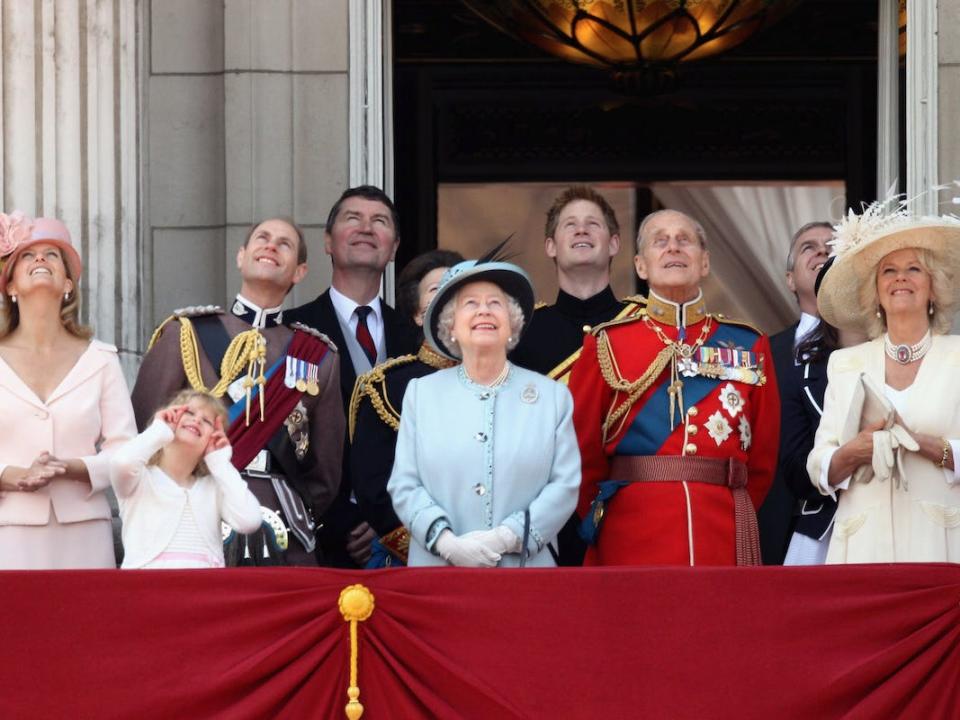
[355,305,377,365]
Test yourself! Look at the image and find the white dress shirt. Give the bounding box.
[329,286,385,355]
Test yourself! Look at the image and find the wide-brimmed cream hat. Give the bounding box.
[817,201,960,332]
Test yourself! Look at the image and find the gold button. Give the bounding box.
[582,325,591,334]
[685,443,698,455]
[686,407,698,417]
[687,425,698,435]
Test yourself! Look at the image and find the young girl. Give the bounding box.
[111,389,262,568]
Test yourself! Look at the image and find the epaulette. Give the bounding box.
[147,305,223,351]
[534,300,549,311]
[289,321,339,353]
[347,354,418,441]
[588,307,646,336]
[710,313,763,336]
[174,304,222,318]
[621,294,648,305]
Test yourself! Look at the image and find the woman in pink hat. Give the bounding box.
[0,212,136,568]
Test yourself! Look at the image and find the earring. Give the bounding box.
[64,292,70,301]
[875,307,881,319]
[508,336,514,344]
[9,295,16,304]
[929,301,935,316]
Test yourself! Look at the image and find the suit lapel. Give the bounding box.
[45,342,111,405]
[317,291,357,405]
[0,357,47,410]
[0,341,109,408]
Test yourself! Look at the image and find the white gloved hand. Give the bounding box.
[434,529,501,568]
[871,426,920,485]
[460,525,522,556]
[872,430,894,482]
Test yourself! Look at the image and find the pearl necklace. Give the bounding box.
[465,361,510,388]
[884,331,932,365]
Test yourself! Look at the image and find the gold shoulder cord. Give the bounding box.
[348,354,417,441]
[596,330,673,442]
[176,316,264,398]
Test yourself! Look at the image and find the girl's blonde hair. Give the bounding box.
[149,389,229,477]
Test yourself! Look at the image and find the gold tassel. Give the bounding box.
[339,584,375,720]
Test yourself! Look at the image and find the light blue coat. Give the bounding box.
[387,364,581,567]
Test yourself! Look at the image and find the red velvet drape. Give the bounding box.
[2,565,958,719]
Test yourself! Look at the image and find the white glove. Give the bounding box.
[434,529,501,568]
[871,425,919,486]
[461,525,522,556]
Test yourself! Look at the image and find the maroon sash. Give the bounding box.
[227,330,330,470]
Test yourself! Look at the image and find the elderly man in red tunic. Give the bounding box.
[568,209,780,566]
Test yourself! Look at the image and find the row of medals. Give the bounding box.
[284,357,321,396]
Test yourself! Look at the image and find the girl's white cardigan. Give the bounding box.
[111,421,262,568]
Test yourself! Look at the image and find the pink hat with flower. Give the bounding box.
[0,213,83,295]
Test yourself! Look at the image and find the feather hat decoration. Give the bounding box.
[818,183,960,332]
[423,237,534,360]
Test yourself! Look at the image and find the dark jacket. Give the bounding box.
[286,289,418,566]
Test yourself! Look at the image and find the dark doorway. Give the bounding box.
[393,0,884,270]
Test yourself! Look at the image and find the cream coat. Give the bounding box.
[808,335,960,563]
[0,340,136,526]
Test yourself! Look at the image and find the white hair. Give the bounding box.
[436,286,525,359]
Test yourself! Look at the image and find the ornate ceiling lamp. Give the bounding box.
[463,0,800,87]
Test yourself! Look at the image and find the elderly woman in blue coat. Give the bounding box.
[387,250,581,567]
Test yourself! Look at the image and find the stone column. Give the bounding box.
[940,1,960,195]
[145,0,352,331]
[0,0,140,374]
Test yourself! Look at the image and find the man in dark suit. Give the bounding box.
[757,221,832,564]
[287,186,417,566]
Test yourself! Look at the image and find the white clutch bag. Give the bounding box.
[840,373,917,486]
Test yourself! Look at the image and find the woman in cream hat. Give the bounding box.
[0,213,136,568]
[808,201,960,563]
[387,245,581,567]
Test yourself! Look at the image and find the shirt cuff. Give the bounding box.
[818,447,849,501]
[944,439,960,485]
[425,518,452,553]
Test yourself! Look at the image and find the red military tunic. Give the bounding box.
[568,292,779,566]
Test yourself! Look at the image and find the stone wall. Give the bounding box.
[145,0,350,337]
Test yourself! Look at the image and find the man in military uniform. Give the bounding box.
[131,218,343,566]
[286,186,418,567]
[511,185,643,565]
[569,209,780,566]
[511,185,643,385]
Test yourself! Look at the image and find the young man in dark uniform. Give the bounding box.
[131,218,343,566]
[511,185,644,564]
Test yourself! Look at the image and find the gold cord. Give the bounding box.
[596,315,714,442]
[177,316,265,398]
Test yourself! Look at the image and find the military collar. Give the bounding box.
[554,286,619,319]
[645,290,707,327]
[417,342,457,370]
[231,294,284,329]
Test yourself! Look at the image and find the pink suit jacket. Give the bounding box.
[0,340,137,525]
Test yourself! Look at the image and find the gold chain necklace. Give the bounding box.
[641,314,713,430]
